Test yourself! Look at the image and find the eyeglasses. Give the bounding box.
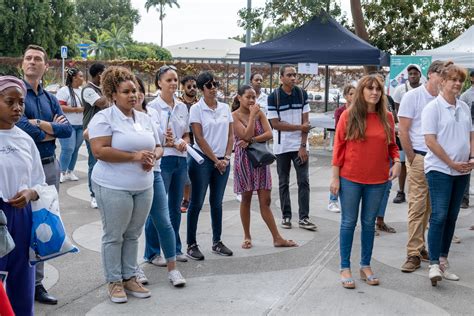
[204,81,220,89]
[158,65,177,76]
[186,84,197,89]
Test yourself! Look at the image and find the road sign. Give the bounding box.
[61,46,68,59]
[77,43,90,60]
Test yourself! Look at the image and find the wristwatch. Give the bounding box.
[224,155,231,161]
[35,119,41,127]
[300,143,307,148]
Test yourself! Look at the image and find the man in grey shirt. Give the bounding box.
[460,70,474,208]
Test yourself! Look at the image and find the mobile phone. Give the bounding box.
[295,157,304,166]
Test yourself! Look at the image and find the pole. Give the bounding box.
[244,0,252,83]
[62,58,65,86]
[269,63,273,93]
[324,66,330,112]
[238,60,242,89]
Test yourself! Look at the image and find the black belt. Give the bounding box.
[41,156,55,165]
[413,150,427,156]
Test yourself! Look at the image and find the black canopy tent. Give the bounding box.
[239,11,389,110]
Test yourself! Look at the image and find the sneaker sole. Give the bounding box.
[124,289,151,298]
[176,257,188,263]
[211,250,233,256]
[401,265,420,273]
[281,225,292,229]
[170,280,186,287]
[109,295,128,303]
[299,225,317,231]
[186,253,204,261]
[430,275,442,286]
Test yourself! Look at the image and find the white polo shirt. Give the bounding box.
[88,105,160,191]
[398,85,436,152]
[422,95,473,175]
[148,95,189,157]
[56,86,83,125]
[146,107,163,173]
[0,126,46,201]
[189,98,233,158]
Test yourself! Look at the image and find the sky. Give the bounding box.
[131,0,351,47]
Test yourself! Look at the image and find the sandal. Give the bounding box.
[274,239,298,247]
[360,267,379,286]
[340,270,355,289]
[241,239,252,249]
[376,222,396,233]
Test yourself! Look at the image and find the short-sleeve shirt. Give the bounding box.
[267,87,310,155]
[257,91,269,115]
[0,126,46,200]
[422,95,473,176]
[82,82,104,129]
[56,86,83,126]
[460,87,474,120]
[392,82,417,104]
[88,105,160,191]
[397,85,436,152]
[148,95,189,157]
[189,98,233,158]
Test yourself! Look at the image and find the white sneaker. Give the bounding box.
[235,194,242,202]
[135,267,149,284]
[68,171,79,181]
[168,269,186,287]
[327,201,341,213]
[470,186,474,195]
[90,197,98,209]
[176,254,188,262]
[440,260,459,281]
[60,172,68,183]
[429,264,443,286]
[150,255,167,267]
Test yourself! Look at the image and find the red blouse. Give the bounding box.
[332,110,399,184]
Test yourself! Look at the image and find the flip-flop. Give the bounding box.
[274,239,298,247]
[241,239,252,249]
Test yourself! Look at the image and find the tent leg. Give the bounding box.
[238,61,242,89]
[269,63,273,93]
[324,65,330,112]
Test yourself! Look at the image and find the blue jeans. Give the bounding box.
[426,171,469,264]
[144,172,177,262]
[59,125,83,173]
[377,180,392,218]
[339,177,388,270]
[187,154,230,245]
[329,192,338,202]
[160,156,187,255]
[85,140,97,197]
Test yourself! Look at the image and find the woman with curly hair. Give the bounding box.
[88,66,162,303]
[56,67,84,182]
[330,74,400,289]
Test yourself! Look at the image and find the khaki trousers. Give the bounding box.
[406,154,431,257]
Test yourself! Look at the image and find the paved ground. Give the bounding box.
[35,144,474,315]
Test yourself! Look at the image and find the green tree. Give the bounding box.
[75,0,140,41]
[0,0,76,57]
[125,43,172,60]
[87,24,130,60]
[362,0,473,55]
[145,0,180,47]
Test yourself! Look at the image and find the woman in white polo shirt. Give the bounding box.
[421,62,473,286]
[88,67,161,303]
[147,66,190,264]
[186,71,234,260]
[56,67,84,182]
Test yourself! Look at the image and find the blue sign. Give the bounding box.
[77,43,90,60]
[61,46,68,59]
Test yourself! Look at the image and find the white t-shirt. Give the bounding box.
[148,95,189,157]
[422,95,473,176]
[88,105,160,191]
[146,107,162,172]
[257,91,269,115]
[397,85,436,152]
[392,82,418,104]
[82,83,102,106]
[189,98,233,158]
[56,86,83,125]
[0,126,46,201]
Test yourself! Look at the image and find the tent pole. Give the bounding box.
[238,60,242,89]
[269,63,273,93]
[324,65,330,112]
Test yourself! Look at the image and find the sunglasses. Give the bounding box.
[158,65,177,76]
[204,81,220,89]
[186,84,197,89]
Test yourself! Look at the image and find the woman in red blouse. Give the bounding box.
[330,75,400,289]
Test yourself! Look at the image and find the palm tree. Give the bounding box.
[145,0,180,47]
[103,23,130,59]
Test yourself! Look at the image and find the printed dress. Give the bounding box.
[233,119,272,193]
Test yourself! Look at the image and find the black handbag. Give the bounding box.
[246,142,276,168]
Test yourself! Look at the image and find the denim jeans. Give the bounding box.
[187,154,230,245]
[144,172,177,262]
[329,192,338,202]
[59,125,84,172]
[160,156,187,254]
[276,151,310,220]
[339,177,388,269]
[426,171,469,264]
[377,180,392,218]
[92,181,153,282]
[85,140,97,197]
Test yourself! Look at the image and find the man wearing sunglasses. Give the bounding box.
[178,75,199,213]
[460,70,474,209]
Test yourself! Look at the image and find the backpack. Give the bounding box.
[273,86,305,144]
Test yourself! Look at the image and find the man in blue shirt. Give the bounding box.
[16,44,72,305]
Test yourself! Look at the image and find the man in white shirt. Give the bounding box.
[250,73,268,115]
[398,60,444,273]
[267,65,316,231]
[460,70,474,209]
[392,64,423,204]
